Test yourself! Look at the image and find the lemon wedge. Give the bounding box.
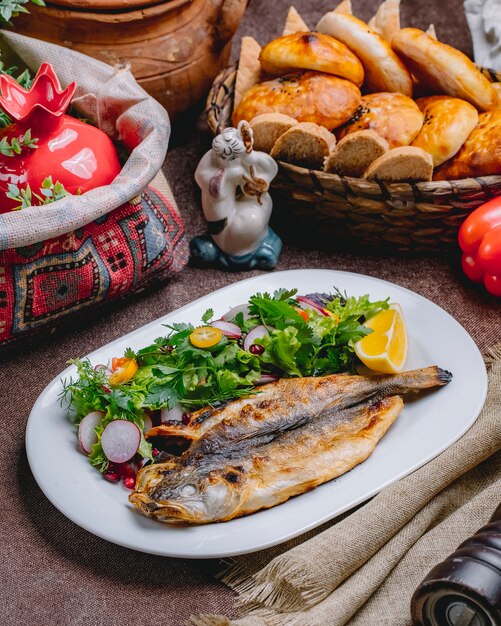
[354,303,408,374]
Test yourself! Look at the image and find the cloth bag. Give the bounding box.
[192,345,501,626]
[0,32,188,348]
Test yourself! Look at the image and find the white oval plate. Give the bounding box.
[26,269,487,559]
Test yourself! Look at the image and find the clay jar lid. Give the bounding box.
[45,0,174,11]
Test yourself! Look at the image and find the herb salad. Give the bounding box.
[62,288,389,485]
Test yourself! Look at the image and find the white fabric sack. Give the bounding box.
[0,31,171,251]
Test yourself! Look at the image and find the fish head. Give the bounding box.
[130,462,247,524]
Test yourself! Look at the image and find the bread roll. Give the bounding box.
[234,37,262,110]
[364,146,433,182]
[232,71,361,131]
[433,110,501,180]
[493,83,501,108]
[392,28,497,111]
[368,0,401,44]
[249,113,297,153]
[333,0,352,14]
[270,122,337,169]
[283,6,309,35]
[259,32,364,87]
[325,130,389,176]
[411,96,478,167]
[337,92,423,148]
[426,24,437,39]
[317,8,413,96]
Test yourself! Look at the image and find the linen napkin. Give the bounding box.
[191,344,501,626]
[464,0,501,71]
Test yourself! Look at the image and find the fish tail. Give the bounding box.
[383,365,452,394]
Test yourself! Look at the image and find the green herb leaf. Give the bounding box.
[201,308,214,324]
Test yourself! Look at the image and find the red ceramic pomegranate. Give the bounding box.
[0,63,121,213]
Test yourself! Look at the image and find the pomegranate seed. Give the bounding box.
[101,385,111,394]
[103,469,120,483]
[123,476,135,490]
[249,344,264,355]
[152,448,160,456]
[120,462,136,479]
[181,412,192,425]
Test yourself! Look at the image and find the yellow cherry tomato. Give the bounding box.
[190,326,223,349]
[109,358,138,385]
[111,356,128,371]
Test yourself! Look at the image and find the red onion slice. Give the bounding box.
[255,373,278,385]
[101,420,141,464]
[243,325,270,352]
[211,319,242,338]
[78,411,104,454]
[296,296,328,315]
[160,403,183,423]
[222,303,250,321]
[94,364,113,376]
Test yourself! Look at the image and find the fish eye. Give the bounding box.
[181,484,197,496]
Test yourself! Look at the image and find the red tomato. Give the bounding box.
[458,198,501,297]
[458,197,501,256]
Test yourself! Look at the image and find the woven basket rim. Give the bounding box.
[206,63,501,195]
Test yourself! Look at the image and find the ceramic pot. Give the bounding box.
[14,0,248,120]
[0,63,121,213]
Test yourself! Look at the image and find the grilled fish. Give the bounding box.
[146,366,452,448]
[130,366,451,524]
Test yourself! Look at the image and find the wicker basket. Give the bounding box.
[207,65,501,254]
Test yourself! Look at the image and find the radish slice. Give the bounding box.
[78,411,104,454]
[142,415,153,433]
[160,403,183,422]
[296,296,328,315]
[211,320,242,338]
[101,420,141,464]
[244,325,270,352]
[222,303,250,321]
[255,373,278,385]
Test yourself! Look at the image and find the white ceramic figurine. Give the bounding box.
[190,121,282,270]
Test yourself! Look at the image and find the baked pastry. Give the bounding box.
[270,122,337,169]
[259,32,364,87]
[232,71,362,131]
[337,92,423,148]
[234,36,262,110]
[368,0,401,44]
[325,130,389,176]
[411,96,478,167]
[333,0,352,14]
[493,83,501,108]
[433,110,501,180]
[392,28,498,111]
[364,146,433,182]
[426,23,437,39]
[317,7,413,96]
[283,6,309,35]
[249,113,297,153]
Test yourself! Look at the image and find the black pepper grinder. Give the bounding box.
[411,502,501,626]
